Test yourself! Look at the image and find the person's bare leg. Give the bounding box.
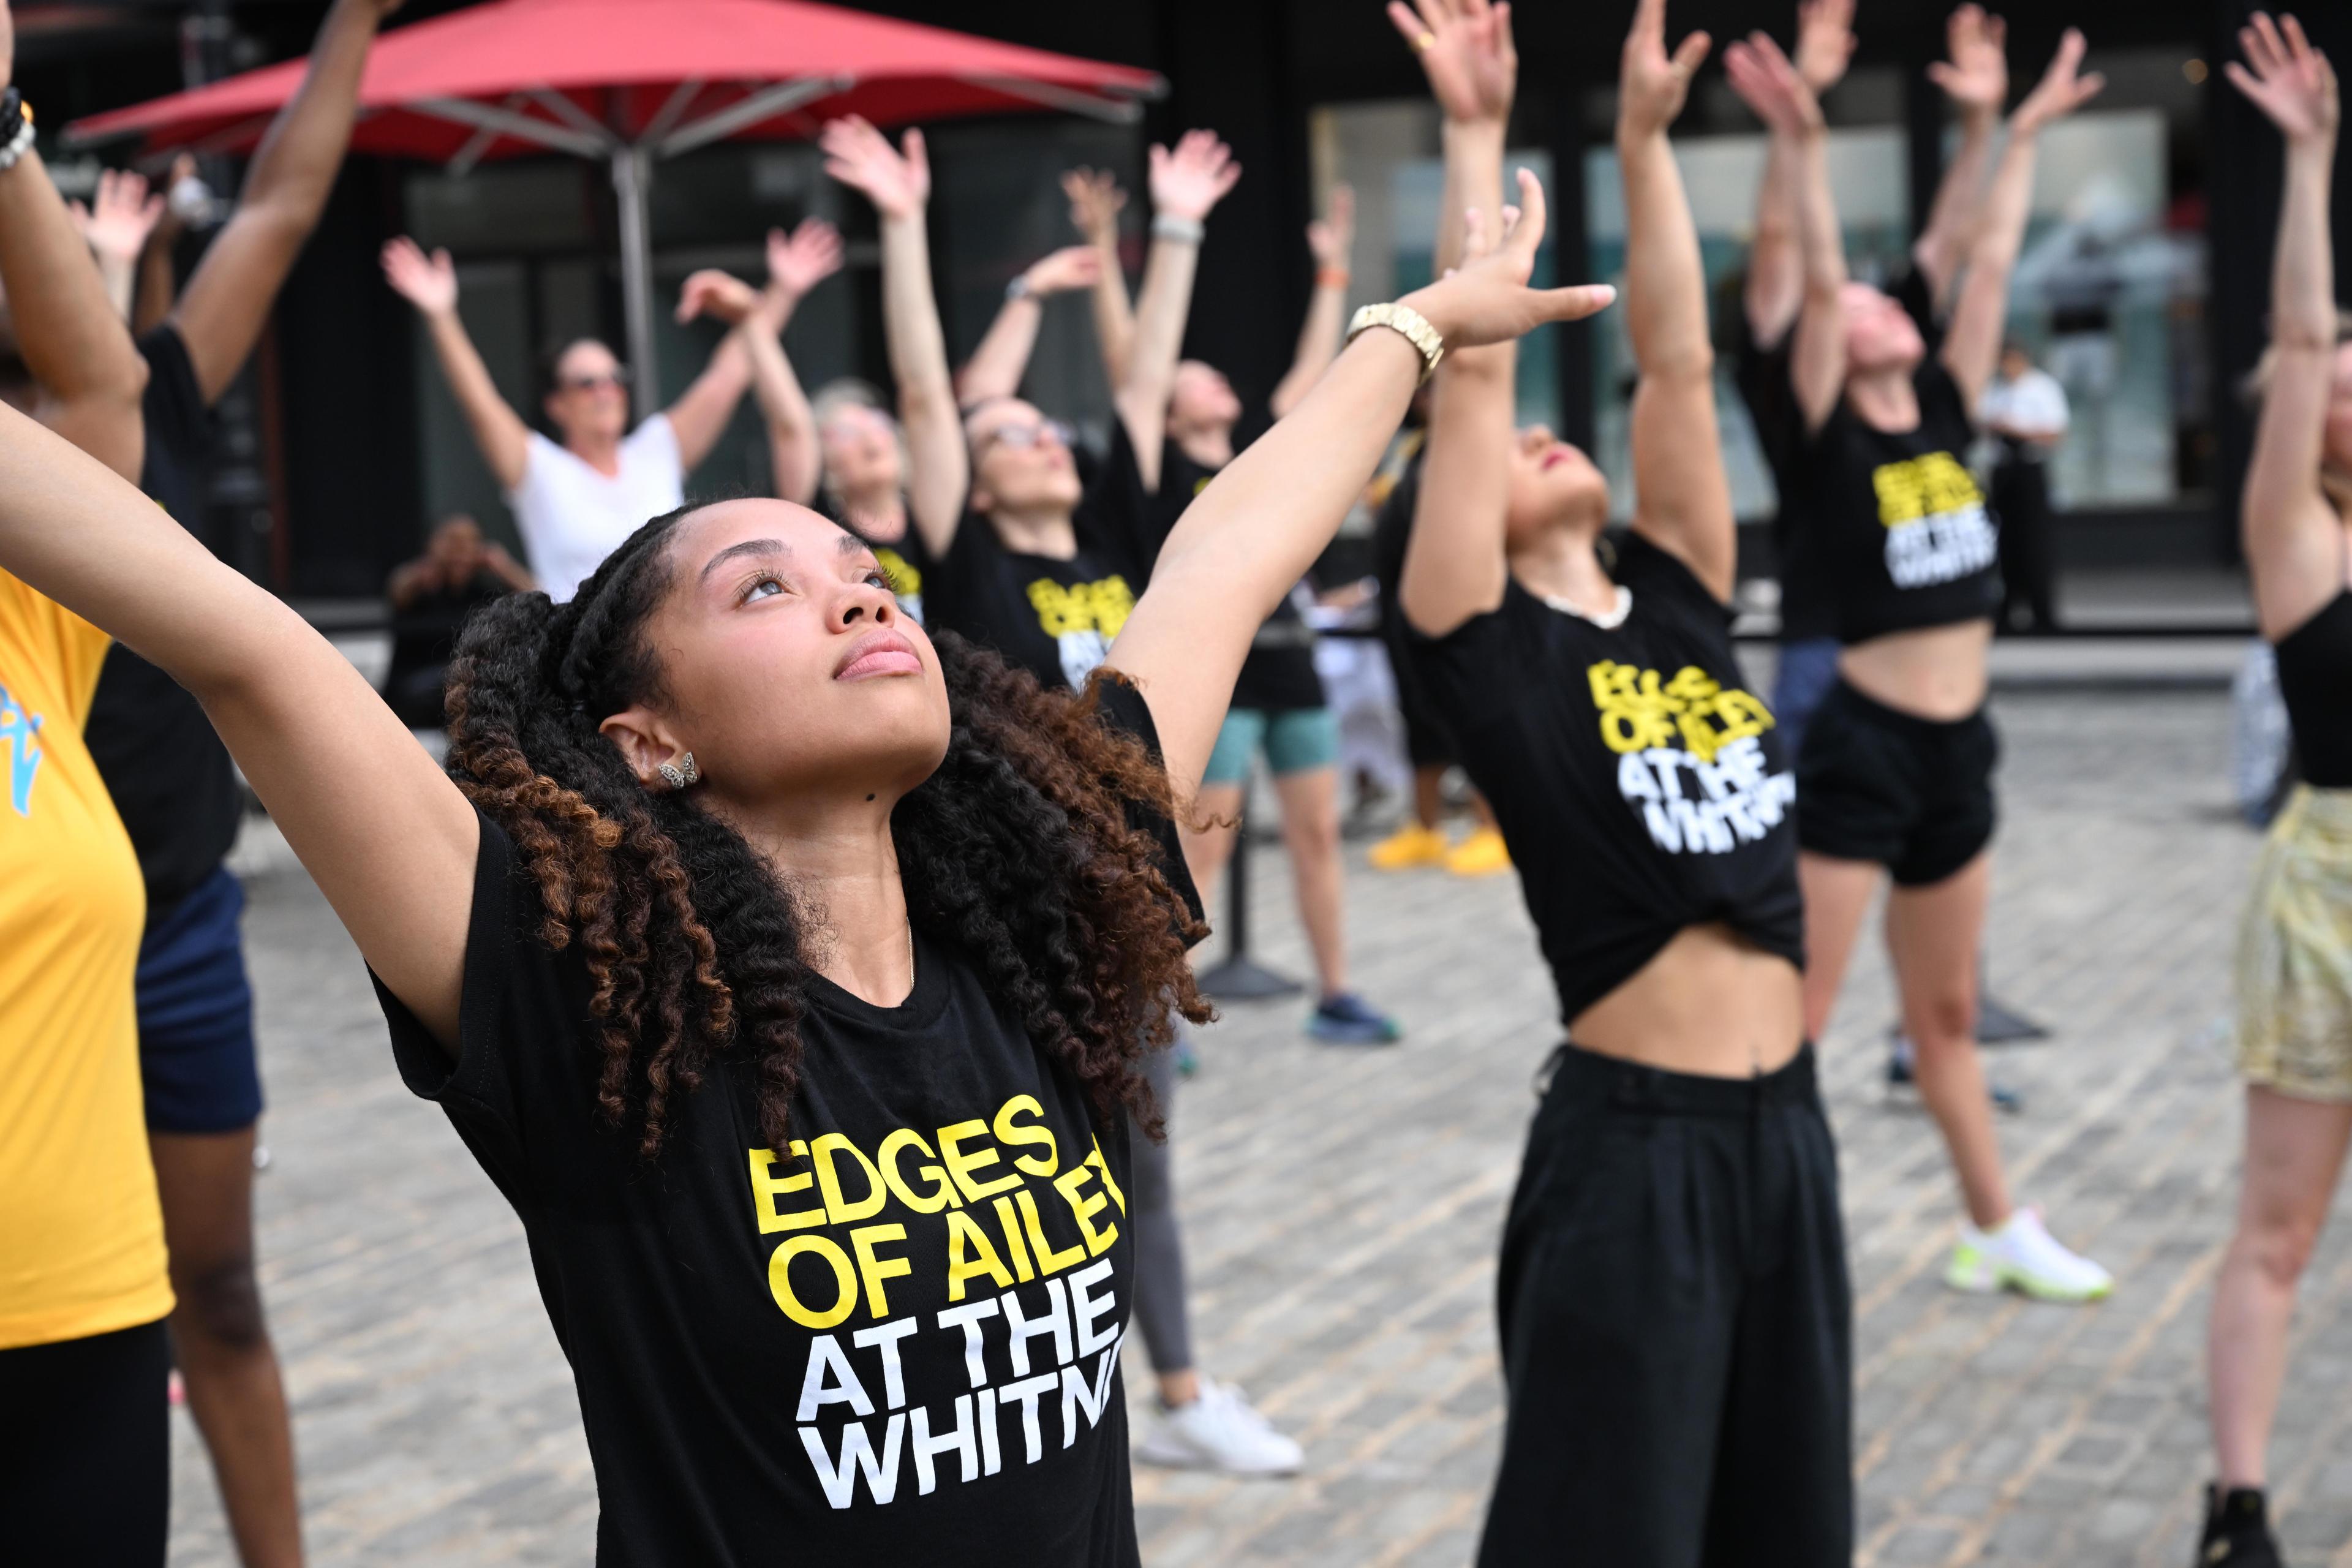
[1468,788,1497,832]
[1272,766,1348,997]
[2208,1087,2352,1489]
[1797,851,1883,1044]
[1412,765,1446,831]
[1181,783,1245,914]
[1884,853,2011,1229]
[149,1126,303,1568]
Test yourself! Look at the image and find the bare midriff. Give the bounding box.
[1567,922,1806,1079]
[1838,618,1991,720]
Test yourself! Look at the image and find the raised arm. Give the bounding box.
[134,155,200,337]
[0,3,145,480]
[70,169,164,323]
[1117,131,1240,492]
[1617,0,1736,600]
[1390,0,1518,638]
[1114,171,1613,794]
[1746,0,1855,345]
[0,403,478,1046]
[2229,13,2345,639]
[823,118,966,559]
[1270,185,1356,419]
[1941,29,2103,408]
[1064,167,1136,385]
[660,262,795,472]
[382,238,530,491]
[952,245,1102,408]
[676,232,840,506]
[1730,35,1844,432]
[173,0,397,404]
[1911,5,2006,311]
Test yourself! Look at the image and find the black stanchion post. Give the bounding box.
[1196,804,1302,1003]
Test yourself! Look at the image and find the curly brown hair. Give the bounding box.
[441,502,1210,1159]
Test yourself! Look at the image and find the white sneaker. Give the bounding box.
[1134,1378,1304,1476]
[1945,1207,2114,1302]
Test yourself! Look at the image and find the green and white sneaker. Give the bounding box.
[1946,1207,2113,1302]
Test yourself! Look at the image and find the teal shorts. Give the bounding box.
[1202,706,1340,786]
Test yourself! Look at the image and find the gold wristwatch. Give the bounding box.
[1346,302,1445,385]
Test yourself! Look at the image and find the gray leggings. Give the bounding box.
[1126,1041,1193,1376]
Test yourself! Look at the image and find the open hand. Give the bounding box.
[381,236,458,315]
[676,268,760,326]
[1793,0,1856,96]
[2010,28,2104,135]
[1403,168,1614,351]
[1150,129,1241,223]
[1022,245,1102,295]
[1063,167,1128,244]
[1726,32,1827,137]
[821,117,930,221]
[1387,0,1515,127]
[2227,12,2339,147]
[766,218,845,300]
[1928,5,2009,123]
[71,168,165,264]
[1619,0,1712,140]
[1308,184,1356,268]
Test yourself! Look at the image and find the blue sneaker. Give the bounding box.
[1308,992,1401,1046]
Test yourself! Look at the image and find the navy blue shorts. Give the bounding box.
[136,866,262,1134]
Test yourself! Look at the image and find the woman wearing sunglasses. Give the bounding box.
[382,236,798,603]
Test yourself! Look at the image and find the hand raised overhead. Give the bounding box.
[1793,0,1857,96]
[1387,0,1516,126]
[1619,0,1713,140]
[820,116,930,221]
[1725,32,1827,137]
[764,218,845,300]
[380,236,458,315]
[1927,4,2010,122]
[2010,28,2105,135]
[2228,12,2339,146]
[1408,168,1614,350]
[1148,129,1242,224]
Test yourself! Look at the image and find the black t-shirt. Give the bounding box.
[1734,266,1945,646]
[1405,532,1803,1027]
[926,424,1163,693]
[85,324,243,914]
[371,681,1200,1566]
[2276,589,2352,789]
[1783,357,2001,646]
[820,494,936,625]
[1148,419,1325,714]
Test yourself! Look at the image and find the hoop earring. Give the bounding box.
[657,752,699,791]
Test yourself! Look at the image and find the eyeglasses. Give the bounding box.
[559,368,631,393]
[978,418,1072,454]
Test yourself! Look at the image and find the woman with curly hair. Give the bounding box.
[0,182,1605,1560]
[2199,18,2352,1567]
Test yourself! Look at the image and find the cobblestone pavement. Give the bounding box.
[168,687,2352,1567]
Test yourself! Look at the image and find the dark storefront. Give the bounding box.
[19,0,2347,601]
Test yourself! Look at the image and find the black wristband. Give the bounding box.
[0,89,23,134]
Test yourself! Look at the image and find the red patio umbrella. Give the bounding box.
[70,0,1164,389]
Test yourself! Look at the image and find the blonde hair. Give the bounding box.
[810,379,911,504]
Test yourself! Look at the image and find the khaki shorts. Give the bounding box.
[2236,786,2352,1102]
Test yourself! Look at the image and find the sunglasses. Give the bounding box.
[559,368,631,393]
[979,418,1073,454]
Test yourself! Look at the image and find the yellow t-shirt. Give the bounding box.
[0,571,169,1349]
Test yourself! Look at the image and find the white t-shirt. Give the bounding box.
[506,415,685,603]
[1977,369,2069,458]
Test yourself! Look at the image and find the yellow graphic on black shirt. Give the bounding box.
[1026,574,1135,689]
[1869,451,1997,590]
[745,1096,1131,1509]
[1586,660,1793,856]
[873,546,924,624]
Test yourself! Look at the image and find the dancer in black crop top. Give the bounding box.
[2201,20,2352,1567]
[1398,5,1844,1560]
[1731,24,2115,1306]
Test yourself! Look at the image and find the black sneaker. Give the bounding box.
[2196,1485,2284,1567]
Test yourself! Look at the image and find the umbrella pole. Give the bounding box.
[611,145,659,407]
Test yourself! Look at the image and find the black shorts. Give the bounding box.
[137,865,263,1134]
[1796,678,1998,887]
[1478,1046,1852,1568]
[0,1318,171,1564]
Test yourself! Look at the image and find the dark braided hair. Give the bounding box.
[442,502,1210,1159]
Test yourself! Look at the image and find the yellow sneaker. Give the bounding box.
[1445,827,1512,877]
[1367,823,1449,870]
